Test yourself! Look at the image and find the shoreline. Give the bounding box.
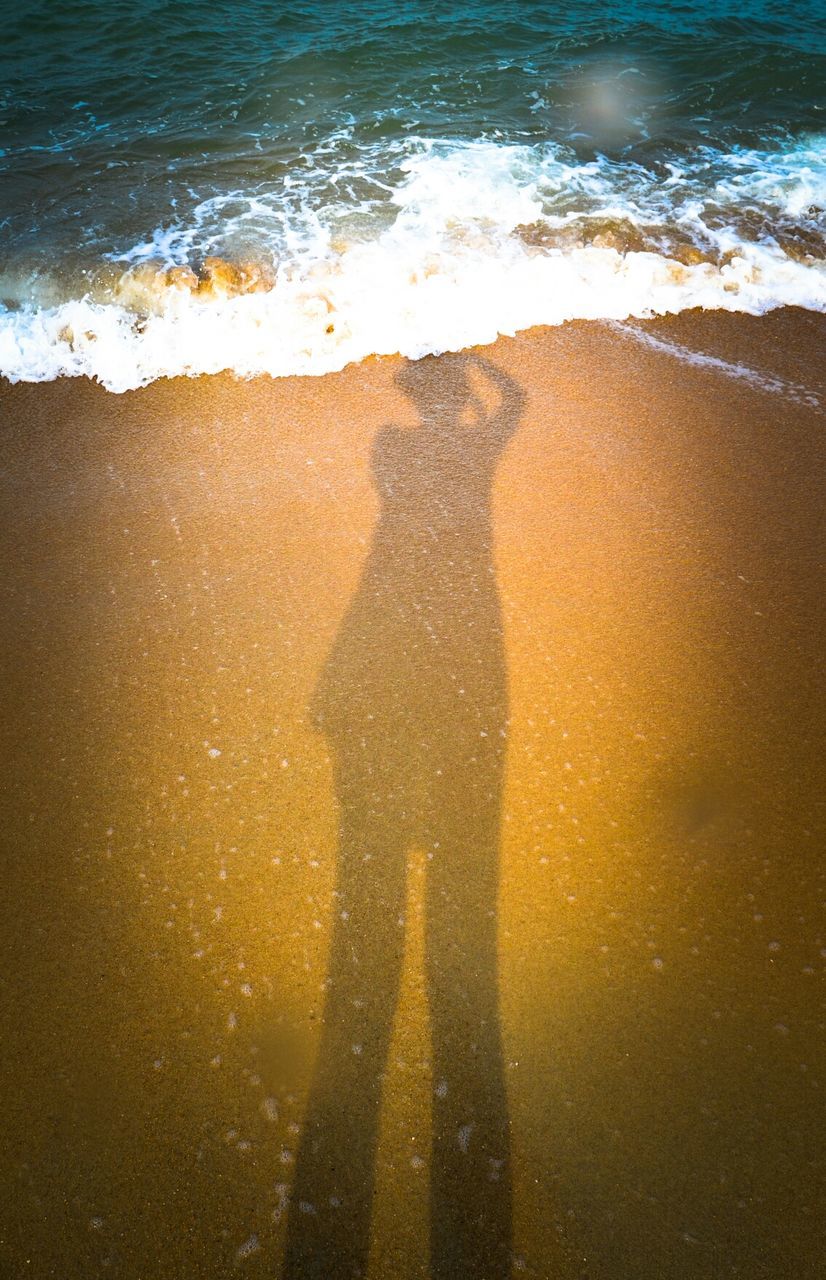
[2,303,825,402]
[2,306,824,1279]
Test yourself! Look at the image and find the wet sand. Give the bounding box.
[1,310,824,1279]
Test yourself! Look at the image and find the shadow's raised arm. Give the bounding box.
[468,353,525,446]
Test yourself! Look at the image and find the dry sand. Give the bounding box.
[1,310,824,1279]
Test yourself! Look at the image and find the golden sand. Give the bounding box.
[1,311,824,1278]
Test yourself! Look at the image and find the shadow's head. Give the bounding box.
[394,353,472,420]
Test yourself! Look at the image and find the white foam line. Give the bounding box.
[605,321,822,410]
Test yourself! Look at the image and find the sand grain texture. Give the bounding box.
[1,312,824,1279]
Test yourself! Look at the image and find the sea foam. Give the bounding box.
[1,137,824,392]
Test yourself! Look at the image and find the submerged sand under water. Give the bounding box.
[1,310,824,1279]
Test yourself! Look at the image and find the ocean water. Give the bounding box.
[1,0,824,390]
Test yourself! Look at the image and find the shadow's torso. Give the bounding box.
[312,423,508,774]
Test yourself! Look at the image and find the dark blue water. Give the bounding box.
[1,0,824,387]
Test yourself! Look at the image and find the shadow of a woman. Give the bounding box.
[283,353,524,1279]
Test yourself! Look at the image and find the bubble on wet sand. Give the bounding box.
[235,1234,260,1261]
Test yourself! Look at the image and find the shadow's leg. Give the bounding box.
[425,775,512,1280]
[282,756,408,1279]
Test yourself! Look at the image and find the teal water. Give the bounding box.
[1,0,824,386]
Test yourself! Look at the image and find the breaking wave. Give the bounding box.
[1,136,825,392]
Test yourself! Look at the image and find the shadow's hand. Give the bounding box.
[467,353,521,395]
[464,354,525,443]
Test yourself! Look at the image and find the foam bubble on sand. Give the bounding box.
[606,322,822,407]
[235,1235,260,1261]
